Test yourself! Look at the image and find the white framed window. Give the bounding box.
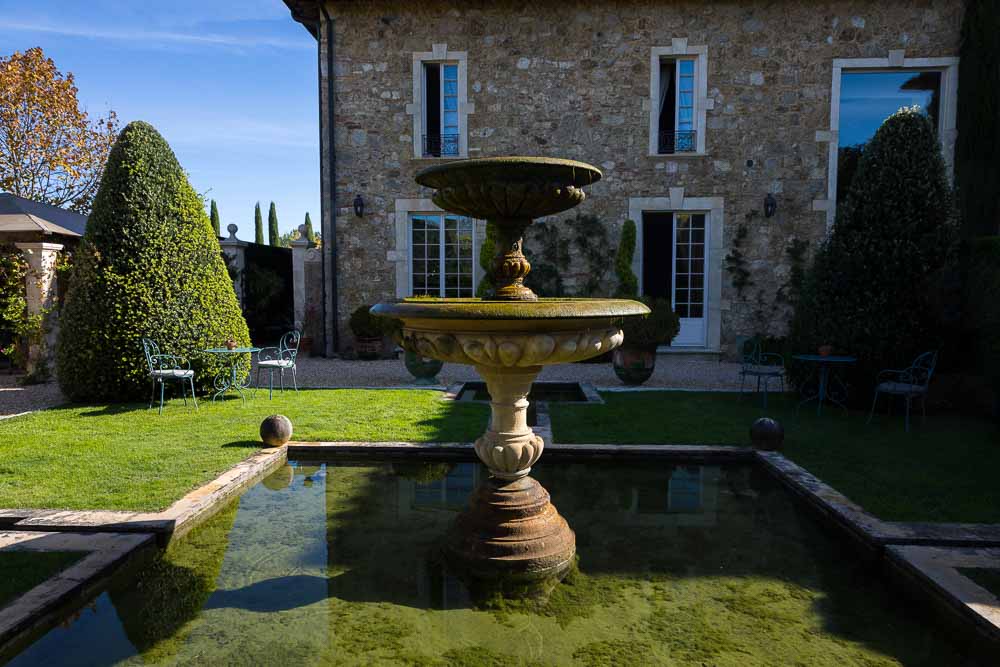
[649,40,710,156]
[407,44,472,159]
[409,213,476,297]
[818,53,958,228]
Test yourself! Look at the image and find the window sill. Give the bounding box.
[412,155,468,161]
[649,152,708,158]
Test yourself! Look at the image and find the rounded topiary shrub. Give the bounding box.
[788,107,958,401]
[56,121,250,401]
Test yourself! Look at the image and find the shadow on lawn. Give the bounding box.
[221,440,262,449]
[77,403,154,417]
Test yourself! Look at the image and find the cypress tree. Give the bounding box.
[268,202,279,246]
[254,202,264,245]
[956,0,1000,237]
[56,121,250,401]
[788,108,958,400]
[304,212,316,245]
[475,222,497,298]
[209,199,220,237]
[614,219,639,297]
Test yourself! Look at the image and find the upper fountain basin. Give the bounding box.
[415,157,602,220]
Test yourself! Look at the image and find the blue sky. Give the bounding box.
[0,0,318,238]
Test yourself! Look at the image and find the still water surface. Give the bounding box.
[8,459,975,665]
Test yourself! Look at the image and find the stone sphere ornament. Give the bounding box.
[260,414,293,447]
[750,417,784,451]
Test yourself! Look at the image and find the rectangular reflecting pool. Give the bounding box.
[5,458,981,665]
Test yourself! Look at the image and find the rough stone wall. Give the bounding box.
[322,0,962,354]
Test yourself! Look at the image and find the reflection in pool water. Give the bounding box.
[7,459,979,665]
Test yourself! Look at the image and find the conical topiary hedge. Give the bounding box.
[57,121,250,401]
[788,107,958,400]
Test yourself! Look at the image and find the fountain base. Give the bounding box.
[445,475,576,585]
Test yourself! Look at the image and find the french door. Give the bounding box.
[641,211,708,347]
[410,214,475,297]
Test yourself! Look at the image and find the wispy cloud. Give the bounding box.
[0,20,312,51]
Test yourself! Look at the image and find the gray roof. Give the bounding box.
[0,193,88,237]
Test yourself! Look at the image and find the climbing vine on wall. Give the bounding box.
[524,213,611,297]
[723,217,754,297]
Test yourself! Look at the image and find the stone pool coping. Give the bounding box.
[0,446,287,543]
[0,531,155,656]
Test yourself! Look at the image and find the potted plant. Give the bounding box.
[349,304,383,360]
[612,296,680,385]
[404,351,444,385]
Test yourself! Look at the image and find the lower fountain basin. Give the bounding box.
[6,456,978,666]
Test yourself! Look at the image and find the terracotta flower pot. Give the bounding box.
[818,345,833,357]
[355,336,382,360]
[299,336,313,355]
[612,347,656,385]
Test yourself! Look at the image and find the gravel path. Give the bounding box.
[290,355,743,391]
[0,355,742,417]
[0,375,65,418]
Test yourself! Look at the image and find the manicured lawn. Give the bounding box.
[0,551,85,607]
[0,389,486,512]
[551,391,1000,524]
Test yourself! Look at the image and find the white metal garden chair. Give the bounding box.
[256,330,301,400]
[867,351,938,432]
[141,337,197,415]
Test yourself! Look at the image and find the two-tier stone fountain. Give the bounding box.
[372,157,648,590]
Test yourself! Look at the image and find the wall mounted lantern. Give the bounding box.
[353,194,365,218]
[763,193,777,218]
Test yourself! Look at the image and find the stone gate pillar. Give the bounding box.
[290,225,310,332]
[14,241,63,373]
[219,224,248,306]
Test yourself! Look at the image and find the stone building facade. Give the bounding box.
[284,0,963,357]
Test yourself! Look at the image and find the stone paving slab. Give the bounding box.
[3,447,287,542]
[0,531,155,654]
[885,545,1000,651]
[878,522,1000,547]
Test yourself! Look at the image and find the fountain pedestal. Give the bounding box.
[447,475,576,582]
[472,365,544,479]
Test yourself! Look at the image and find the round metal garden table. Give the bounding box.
[203,347,261,404]
[793,354,856,416]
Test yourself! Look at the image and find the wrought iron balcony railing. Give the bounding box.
[657,130,697,155]
[422,133,460,158]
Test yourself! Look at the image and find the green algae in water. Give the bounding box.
[7,460,987,666]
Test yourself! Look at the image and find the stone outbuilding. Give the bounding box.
[283,0,963,358]
[0,193,87,372]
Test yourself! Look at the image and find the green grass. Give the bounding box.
[0,389,486,512]
[551,392,1000,524]
[0,551,85,607]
